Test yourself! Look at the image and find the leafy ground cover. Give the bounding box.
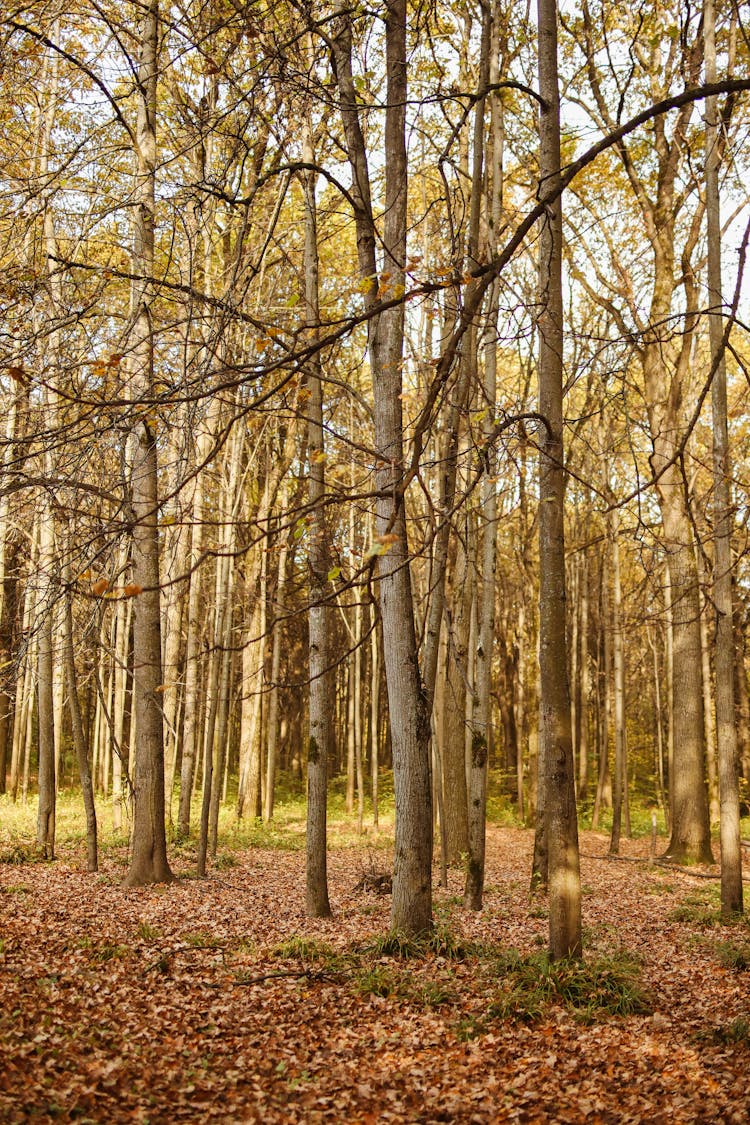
[1,823,749,1123]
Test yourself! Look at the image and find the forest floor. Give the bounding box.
[1,825,749,1124]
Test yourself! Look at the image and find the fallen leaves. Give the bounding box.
[0,828,749,1123]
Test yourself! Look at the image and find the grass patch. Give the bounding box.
[1,883,30,895]
[487,950,650,1024]
[137,921,160,942]
[362,923,468,962]
[714,940,750,971]
[271,935,338,962]
[213,852,238,869]
[352,964,455,1007]
[183,931,224,950]
[89,941,129,963]
[668,888,722,928]
[696,1016,750,1046]
[0,843,41,865]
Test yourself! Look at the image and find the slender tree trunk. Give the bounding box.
[36,507,56,859]
[609,511,624,855]
[36,70,61,858]
[370,604,380,829]
[733,591,750,786]
[705,0,742,914]
[697,547,720,823]
[466,276,499,906]
[578,554,590,799]
[443,533,470,863]
[537,0,580,958]
[10,526,37,801]
[112,546,132,832]
[207,423,241,857]
[264,517,289,824]
[333,1,431,932]
[63,561,97,871]
[353,593,364,835]
[664,574,675,830]
[303,97,332,918]
[123,0,172,887]
[176,418,212,837]
[648,625,668,824]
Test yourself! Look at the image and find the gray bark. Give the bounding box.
[332,0,432,934]
[303,100,332,918]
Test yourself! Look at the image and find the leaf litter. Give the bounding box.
[1,826,748,1123]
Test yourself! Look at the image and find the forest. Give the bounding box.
[1,0,750,1120]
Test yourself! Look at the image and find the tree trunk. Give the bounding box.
[697,546,720,823]
[123,0,172,887]
[705,0,742,914]
[443,533,470,864]
[303,96,332,918]
[264,513,289,823]
[63,561,97,872]
[658,490,713,864]
[333,1,432,933]
[609,510,625,855]
[536,0,581,958]
[578,554,590,800]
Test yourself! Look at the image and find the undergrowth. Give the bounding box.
[486,949,651,1026]
[266,925,648,1030]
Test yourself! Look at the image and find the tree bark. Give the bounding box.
[332,1,432,934]
[705,0,742,914]
[536,0,581,959]
[63,561,97,872]
[303,95,332,918]
[123,0,173,887]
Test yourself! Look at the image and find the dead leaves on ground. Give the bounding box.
[1,828,749,1123]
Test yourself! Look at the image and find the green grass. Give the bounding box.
[577,801,669,838]
[714,939,750,971]
[668,886,722,928]
[271,935,339,963]
[136,921,160,942]
[487,949,650,1024]
[360,922,469,962]
[0,767,531,867]
[183,931,224,950]
[351,964,456,1007]
[695,1016,750,1046]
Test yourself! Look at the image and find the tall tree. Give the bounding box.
[331,0,432,933]
[123,0,173,887]
[536,0,581,959]
[570,0,713,863]
[704,0,742,916]
[302,85,332,918]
